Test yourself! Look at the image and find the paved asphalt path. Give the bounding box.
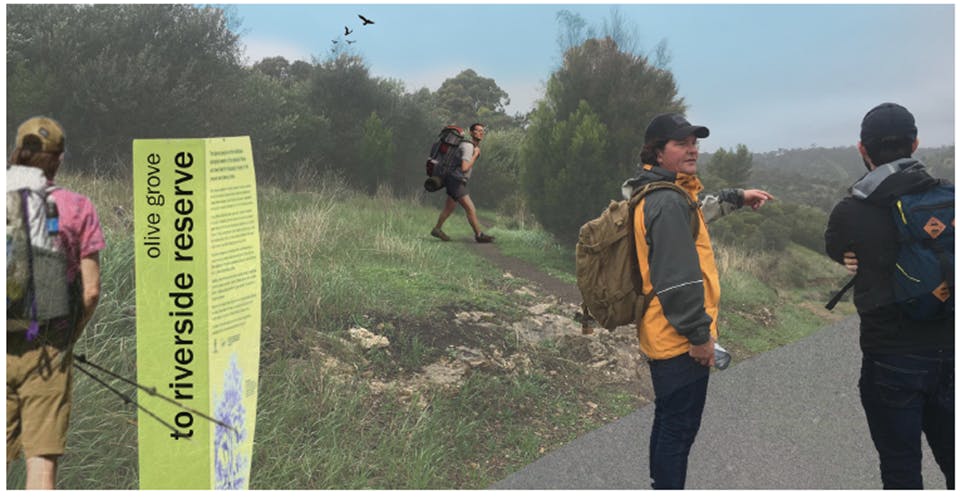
[493,316,949,490]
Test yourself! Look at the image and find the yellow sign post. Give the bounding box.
[133,137,261,489]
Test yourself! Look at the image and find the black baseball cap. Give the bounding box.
[860,102,917,145]
[644,113,709,144]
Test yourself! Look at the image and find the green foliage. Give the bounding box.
[745,145,955,217]
[358,112,396,193]
[8,4,245,171]
[308,55,386,174]
[380,87,440,192]
[522,100,612,244]
[235,68,331,180]
[5,5,471,196]
[253,56,313,86]
[544,37,684,174]
[469,128,524,213]
[435,69,512,128]
[709,200,829,253]
[521,35,684,241]
[703,144,753,189]
[916,145,955,179]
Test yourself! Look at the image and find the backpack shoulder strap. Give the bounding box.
[825,275,856,310]
[616,181,700,323]
[628,181,700,239]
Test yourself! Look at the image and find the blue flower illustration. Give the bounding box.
[214,354,248,489]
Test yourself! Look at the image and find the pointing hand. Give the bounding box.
[742,189,774,210]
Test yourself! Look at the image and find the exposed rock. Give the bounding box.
[512,312,579,343]
[350,291,652,406]
[758,306,776,326]
[455,311,496,324]
[513,286,537,297]
[420,359,469,386]
[348,327,390,350]
[527,303,553,315]
[453,346,487,368]
[587,340,607,360]
[368,379,394,394]
[527,296,559,316]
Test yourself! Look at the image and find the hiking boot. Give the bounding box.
[431,228,451,242]
[475,232,495,243]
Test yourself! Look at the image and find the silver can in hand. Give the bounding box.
[714,342,732,370]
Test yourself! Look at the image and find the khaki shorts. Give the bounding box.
[7,327,74,461]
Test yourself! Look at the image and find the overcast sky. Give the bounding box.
[231,2,955,154]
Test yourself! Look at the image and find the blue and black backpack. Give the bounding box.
[889,182,954,320]
[826,181,954,320]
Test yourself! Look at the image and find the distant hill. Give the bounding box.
[702,145,955,214]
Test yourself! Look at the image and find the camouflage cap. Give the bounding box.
[16,116,65,154]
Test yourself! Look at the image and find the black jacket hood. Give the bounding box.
[851,158,940,206]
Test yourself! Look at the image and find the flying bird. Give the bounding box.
[331,39,338,44]
[344,26,353,36]
[346,40,356,44]
[358,14,374,25]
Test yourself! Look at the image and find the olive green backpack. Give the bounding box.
[575,181,699,331]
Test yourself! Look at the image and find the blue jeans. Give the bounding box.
[648,353,710,489]
[859,349,955,489]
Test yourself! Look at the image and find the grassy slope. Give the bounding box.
[10,174,639,489]
[9,172,853,489]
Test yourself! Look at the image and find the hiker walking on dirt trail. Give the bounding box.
[7,117,105,489]
[623,113,773,489]
[430,122,496,243]
[825,103,954,490]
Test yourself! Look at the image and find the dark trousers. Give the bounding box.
[648,353,710,489]
[859,349,955,489]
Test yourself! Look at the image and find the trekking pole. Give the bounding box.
[72,361,185,437]
[72,353,237,434]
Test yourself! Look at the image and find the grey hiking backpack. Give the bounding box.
[6,165,72,339]
[424,125,465,192]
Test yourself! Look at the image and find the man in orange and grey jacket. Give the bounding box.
[622,113,773,489]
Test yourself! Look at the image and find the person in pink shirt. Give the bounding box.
[6,116,104,489]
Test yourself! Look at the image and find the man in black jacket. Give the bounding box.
[825,103,954,489]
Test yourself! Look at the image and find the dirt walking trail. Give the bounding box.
[469,239,582,304]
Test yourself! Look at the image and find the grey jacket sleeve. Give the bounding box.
[700,188,743,224]
[643,190,713,345]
